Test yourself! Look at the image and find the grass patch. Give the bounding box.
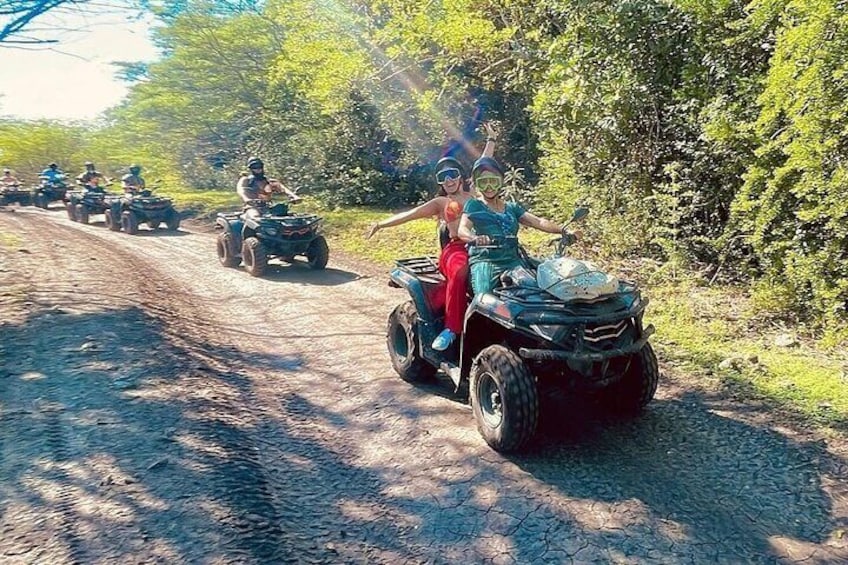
[167,190,848,432]
[648,280,848,430]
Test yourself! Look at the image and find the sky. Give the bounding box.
[0,7,159,121]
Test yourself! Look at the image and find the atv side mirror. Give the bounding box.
[571,206,589,222]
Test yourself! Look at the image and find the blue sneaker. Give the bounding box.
[432,329,457,351]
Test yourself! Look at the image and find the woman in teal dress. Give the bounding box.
[457,157,578,294]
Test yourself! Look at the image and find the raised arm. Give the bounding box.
[481,121,498,159]
[367,198,444,239]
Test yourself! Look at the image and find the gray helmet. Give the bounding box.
[129,164,141,175]
[246,157,264,170]
[85,162,95,171]
[49,163,58,169]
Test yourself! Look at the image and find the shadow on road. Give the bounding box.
[2,296,845,562]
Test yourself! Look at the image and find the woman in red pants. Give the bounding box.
[368,127,497,350]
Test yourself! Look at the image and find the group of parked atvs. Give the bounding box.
[1,175,181,235]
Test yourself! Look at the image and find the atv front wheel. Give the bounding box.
[104,209,121,231]
[216,232,239,268]
[470,345,538,452]
[66,202,77,221]
[34,194,46,209]
[386,301,436,383]
[599,343,659,415]
[306,235,329,270]
[242,237,267,277]
[121,211,139,235]
[76,204,89,224]
[164,209,181,231]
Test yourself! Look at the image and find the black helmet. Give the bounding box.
[246,157,264,170]
[49,163,58,169]
[435,156,464,179]
[471,156,504,178]
[129,164,141,175]
[85,161,95,170]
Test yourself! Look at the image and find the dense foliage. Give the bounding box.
[1,0,845,337]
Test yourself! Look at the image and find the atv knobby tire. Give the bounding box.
[34,194,46,209]
[306,235,329,270]
[66,202,77,221]
[242,237,267,277]
[216,232,239,268]
[121,211,139,235]
[599,343,659,415]
[104,209,120,231]
[470,345,539,452]
[148,219,160,230]
[76,204,89,224]
[164,209,181,231]
[386,301,436,383]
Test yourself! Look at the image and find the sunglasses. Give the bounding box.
[436,168,461,183]
[476,176,503,191]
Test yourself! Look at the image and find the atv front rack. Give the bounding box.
[394,257,444,284]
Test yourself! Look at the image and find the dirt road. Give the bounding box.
[1,206,846,564]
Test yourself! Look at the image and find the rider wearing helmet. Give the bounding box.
[458,155,578,295]
[39,162,65,185]
[121,164,146,193]
[236,157,299,217]
[365,122,499,351]
[1,168,19,186]
[77,162,104,189]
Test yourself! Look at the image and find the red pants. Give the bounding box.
[438,240,469,334]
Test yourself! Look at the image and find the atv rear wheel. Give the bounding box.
[76,204,89,224]
[306,235,329,270]
[34,194,46,209]
[470,345,538,452]
[216,232,239,268]
[164,208,181,231]
[104,209,121,231]
[121,211,139,235]
[386,301,436,383]
[66,202,77,221]
[242,237,267,277]
[599,343,659,415]
[148,219,160,230]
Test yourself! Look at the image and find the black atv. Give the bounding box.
[0,183,32,207]
[32,175,68,209]
[106,186,181,234]
[386,207,659,452]
[215,199,329,277]
[65,182,120,224]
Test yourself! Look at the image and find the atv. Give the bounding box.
[65,181,120,224]
[32,175,68,209]
[385,207,658,452]
[106,185,181,234]
[0,182,32,207]
[215,199,329,277]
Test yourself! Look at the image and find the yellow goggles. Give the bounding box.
[476,175,503,191]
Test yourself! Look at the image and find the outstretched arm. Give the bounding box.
[367,198,443,239]
[519,211,566,234]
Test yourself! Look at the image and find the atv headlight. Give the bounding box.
[530,324,569,342]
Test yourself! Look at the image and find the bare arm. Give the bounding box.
[367,198,444,238]
[519,211,564,234]
[236,177,250,202]
[481,121,497,159]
